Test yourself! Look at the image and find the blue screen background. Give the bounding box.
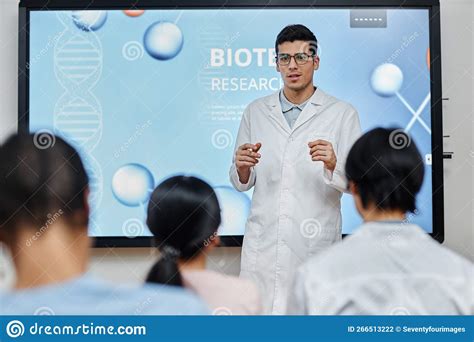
[29,8,433,237]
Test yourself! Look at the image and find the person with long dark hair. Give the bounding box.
[145,175,261,315]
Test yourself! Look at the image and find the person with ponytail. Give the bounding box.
[145,175,261,315]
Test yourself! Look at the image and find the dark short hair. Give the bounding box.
[0,132,89,236]
[345,127,425,213]
[275,24,318,55]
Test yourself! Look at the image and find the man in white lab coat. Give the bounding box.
[229,24,361,314]
[287,128,474,315]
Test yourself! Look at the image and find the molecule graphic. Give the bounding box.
[370,63,431,135]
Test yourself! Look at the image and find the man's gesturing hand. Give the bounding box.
[235,142,262,184]
[308,139,337,172]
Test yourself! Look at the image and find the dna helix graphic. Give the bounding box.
[53,11,105,220]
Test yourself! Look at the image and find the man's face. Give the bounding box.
[276,40,319,92]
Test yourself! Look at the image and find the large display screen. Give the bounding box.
[24,6,439,243]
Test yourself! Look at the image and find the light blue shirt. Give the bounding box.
[0,274,209,315]
[279,90,310,129]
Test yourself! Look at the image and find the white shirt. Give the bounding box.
[287,221,474,315]
[229,87,361,314]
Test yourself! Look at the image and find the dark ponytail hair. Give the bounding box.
[145,176,221,287]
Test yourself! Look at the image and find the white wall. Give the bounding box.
[0,0,19,141]
[0,0,472,287]
[439,0,474,262]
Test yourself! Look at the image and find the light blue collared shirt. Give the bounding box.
[279,90,311,129]
[0,274,209,315]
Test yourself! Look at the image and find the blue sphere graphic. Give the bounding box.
[143,21,184,60]
[112,163,154,207]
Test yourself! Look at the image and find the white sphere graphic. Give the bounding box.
[72,11,107,31]
[370,63,404,97]
[112,163,154,207]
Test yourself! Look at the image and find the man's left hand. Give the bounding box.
[308,139,337,172]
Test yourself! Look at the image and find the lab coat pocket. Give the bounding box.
[307,131,331,143]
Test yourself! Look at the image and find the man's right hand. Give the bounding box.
[235,142,262,184]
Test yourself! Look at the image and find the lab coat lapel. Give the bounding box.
[265,92,291,135]
[291,87,327,132]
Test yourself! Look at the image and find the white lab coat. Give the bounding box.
[229,88,361,314]
[287,222,474,315]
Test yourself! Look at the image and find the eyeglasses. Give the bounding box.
[276,53,315,66]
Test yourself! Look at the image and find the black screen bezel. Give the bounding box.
[18,0,444,247]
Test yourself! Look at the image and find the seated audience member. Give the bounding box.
[0,133,208,315]
[145,175,261,315]
[287,127,473,315]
